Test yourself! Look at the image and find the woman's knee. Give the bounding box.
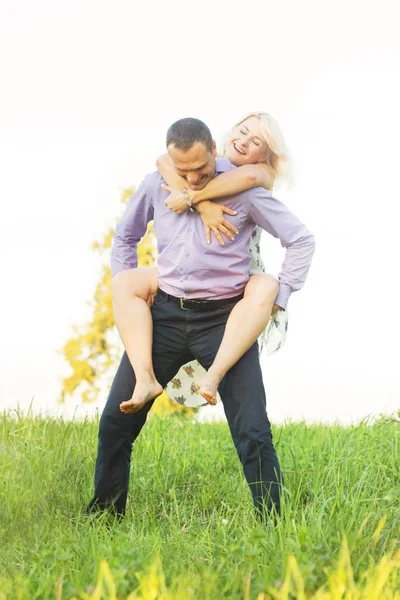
[245,273,279,306]
[111,267,157,302]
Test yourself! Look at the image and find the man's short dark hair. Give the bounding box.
[166,118,213,152]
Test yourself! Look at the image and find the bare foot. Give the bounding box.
[120,379,163,414]
[199,370,223,406]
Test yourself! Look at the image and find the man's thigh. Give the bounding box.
[188,305,269,428]
[187,304,233,370]
[151,293,193,384]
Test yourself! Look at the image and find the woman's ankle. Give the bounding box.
[134,370,159,385]
[206,364,226,382]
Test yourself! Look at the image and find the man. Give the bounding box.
[86,118,315,519]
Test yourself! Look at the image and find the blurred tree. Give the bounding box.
[59,187,192,416]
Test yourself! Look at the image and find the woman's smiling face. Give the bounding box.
[225,116,268,166]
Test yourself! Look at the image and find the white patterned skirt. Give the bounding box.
[165,227,288,408]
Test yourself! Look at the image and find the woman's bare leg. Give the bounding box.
[111,267,163,414]
[200,274,279,404]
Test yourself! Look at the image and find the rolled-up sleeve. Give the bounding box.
[111,175,155,276]
[248,189,316,309]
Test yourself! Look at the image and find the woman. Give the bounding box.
[113,112,291,414]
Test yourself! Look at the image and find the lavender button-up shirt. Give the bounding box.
[111,158,315,309]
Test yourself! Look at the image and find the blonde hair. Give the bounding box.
[225,112,294,189]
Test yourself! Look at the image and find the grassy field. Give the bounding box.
[0,410,399,599]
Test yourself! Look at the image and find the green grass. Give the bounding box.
[0,410,399,598]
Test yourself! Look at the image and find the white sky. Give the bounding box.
[1,0,399,424]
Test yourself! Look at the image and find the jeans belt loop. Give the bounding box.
[180,298,189,311]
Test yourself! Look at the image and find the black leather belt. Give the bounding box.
[157,289,244,311]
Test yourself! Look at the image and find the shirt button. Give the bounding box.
[188,228,192,233]
[185,253,190,257]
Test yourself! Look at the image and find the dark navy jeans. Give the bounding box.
[86,292,283,517]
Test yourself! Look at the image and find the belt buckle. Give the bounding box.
[180,298,190,311]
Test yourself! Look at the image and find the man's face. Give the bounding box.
[167,141,217,190]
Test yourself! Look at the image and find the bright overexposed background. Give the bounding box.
[1,0,399,424]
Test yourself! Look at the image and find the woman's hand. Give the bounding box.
[196,201,239,246]
[146,293,155,307]
[161,185,192,214]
